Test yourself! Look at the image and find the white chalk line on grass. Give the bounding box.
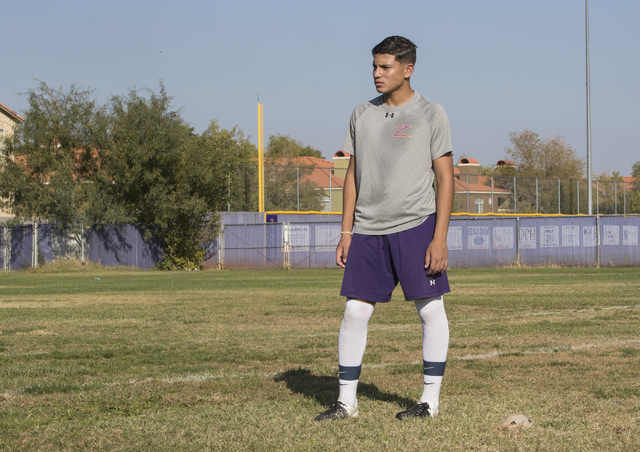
[452,304,640,324]
[454,338,640,361]
[4,337,640,397]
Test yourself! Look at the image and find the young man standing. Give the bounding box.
[315,36,454,421]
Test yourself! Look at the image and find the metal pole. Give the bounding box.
[296,166,300,211]
[81,222,85,267]
[329,168,332,212]
[596,180,599,215]
[32,223,38,268]
[614,181,617,214]
[228,164,231,212]
[596,214,601,268]
[536,178,539,213]
[586,0,593,215]
[516,217,520,265]
[3,227,9,271]
[623,181,626,215]
[558,179,561,214]
[466,174,469,213]
[258,101,265,213]
[514,176,517,214]
[491,176,494,213]
[577,180,580,214]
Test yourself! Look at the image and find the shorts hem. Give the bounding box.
[403,288,450,302]
[339,290,392,303]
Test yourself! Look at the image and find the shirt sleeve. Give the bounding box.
[341,109,357,156]
[429,104,453,160]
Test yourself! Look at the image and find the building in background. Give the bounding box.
[0,101,24,221]
[291,155,344,212]
[0,101,24,152]
[455,157,511,214]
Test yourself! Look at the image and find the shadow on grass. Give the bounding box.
[274,367,416,409]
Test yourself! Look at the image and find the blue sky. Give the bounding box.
[3,0,639,175]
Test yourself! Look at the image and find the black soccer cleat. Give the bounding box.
[314,401,359,421]
[395,402,437,420]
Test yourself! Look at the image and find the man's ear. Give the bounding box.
[404,63,415,79]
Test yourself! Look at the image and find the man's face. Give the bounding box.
[372,53,412,95]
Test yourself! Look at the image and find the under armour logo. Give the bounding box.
[430,280,436,286]
[385,112,394,118]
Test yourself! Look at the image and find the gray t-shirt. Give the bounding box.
[342,92,452,235]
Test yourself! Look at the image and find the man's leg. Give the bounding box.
[396,295,449,419]
[338,299,375,407]
[315,298,374,421]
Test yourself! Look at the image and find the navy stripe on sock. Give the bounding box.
[338,365,362,381]
[423,361,446,377]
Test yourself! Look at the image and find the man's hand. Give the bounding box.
[425,238,448,275]
[336,234,352,268]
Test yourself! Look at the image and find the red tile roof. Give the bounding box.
[292,156,344,189]
[263,156,344,189]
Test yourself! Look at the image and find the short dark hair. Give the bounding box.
[372,36,417,65]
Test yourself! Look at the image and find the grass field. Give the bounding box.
[1,263,639,451]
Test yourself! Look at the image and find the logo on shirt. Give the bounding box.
[394,125,413,138]
[385,112,394,118]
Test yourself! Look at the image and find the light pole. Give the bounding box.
[586,0,593,215]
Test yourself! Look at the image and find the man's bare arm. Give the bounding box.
[336,155,357,268]
[425,153,454,275]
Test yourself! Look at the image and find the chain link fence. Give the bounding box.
[225,163,342,213]
[1,224,85,271]
[455,174,638,215]
[1,224,163,271]
[222,163,640,215]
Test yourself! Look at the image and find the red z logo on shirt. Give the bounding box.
[394,125,413,138]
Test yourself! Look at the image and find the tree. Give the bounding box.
[505,129,585,179]
[478,130,586,214]
[98,85,228,269]
[266,134,323,159]
[263,135,325,211]
[0,82,107,226]
[628,161,640,214]
[263,163,324,211]
[198,120,257,212]
[592,171,625,215]
[0,82,233,269]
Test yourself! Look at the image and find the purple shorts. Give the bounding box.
[340,216,450,303]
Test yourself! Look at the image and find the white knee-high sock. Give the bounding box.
[337,299,374,407]
[415,296,449,411]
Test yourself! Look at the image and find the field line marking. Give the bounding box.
[452,304,640,323]
[454,338,640,361]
